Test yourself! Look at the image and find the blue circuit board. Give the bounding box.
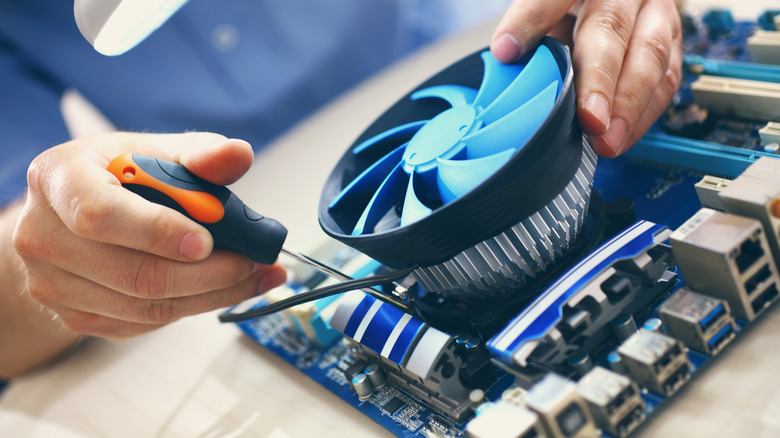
[230,8,780,438]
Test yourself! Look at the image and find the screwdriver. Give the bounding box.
[106,153,409,311]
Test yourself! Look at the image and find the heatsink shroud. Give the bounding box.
[318,38,595,300]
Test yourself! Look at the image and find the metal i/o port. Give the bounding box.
[719,157,780,269]
[524,373,598,438]
[707,322,736,353]
[745,264,772,295]
[670,208,780,321]
[617,329,691,396]
[751,283,779,315]
[576,366,646,437]
[659,288,737,355]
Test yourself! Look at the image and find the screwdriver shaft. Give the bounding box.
[280,247,410,310]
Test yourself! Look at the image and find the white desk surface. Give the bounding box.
[4,4,780,437]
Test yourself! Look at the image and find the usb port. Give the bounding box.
[707,323,735,352]
[661,362,691,395]
[751,283,779,315]
[605,385,636,415]
[653,343,681,373]
[698,303,725,332]
[745,264,772,295]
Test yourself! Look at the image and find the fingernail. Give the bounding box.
[180,232,210,260]
[258,268,287,293]
[583,94,610,132]
[491,33,523,63]
[600,118,627,156]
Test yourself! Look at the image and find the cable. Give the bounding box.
[219,265,418,323]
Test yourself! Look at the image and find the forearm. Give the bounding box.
[0,198,80,379]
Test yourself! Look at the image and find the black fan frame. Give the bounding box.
[318,37,584,269]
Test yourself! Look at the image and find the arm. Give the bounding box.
[0,132,286,378]
[492,0,682,157]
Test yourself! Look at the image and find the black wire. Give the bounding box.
[219,265,418,323]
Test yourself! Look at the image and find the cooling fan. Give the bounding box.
[319,37,597,300]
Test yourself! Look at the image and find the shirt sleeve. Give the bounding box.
[0,43,70,206]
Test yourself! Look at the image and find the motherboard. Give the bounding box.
[224,8,780,438]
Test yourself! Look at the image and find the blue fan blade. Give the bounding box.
[400,172,433,227]
[437,148,516,204]
[473,51,525,109]
[352,163,407,235]
[411,85,478,107]
[353,120,427,154]
[479,45,561,125]
[330,144,406,209]
[462,81,557,159]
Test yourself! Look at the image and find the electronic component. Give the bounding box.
[523,373,598,438]
[576,366,646,437]
[748,30,780,65]
[758,10,780,30]
[659,288,737,355]
[690,75,780,120]
[684,55,780,83]
[626,132,776,179]
[329,291,494,420]
[670,208,779,321]
[702,9,735,34]
[465,402,541,438]
[351,372,374,401]
[759,122,780,146]
[488,220,675,372]
[694,175,730,210]
[719,156,780,267]
[285,252,381,348]
[319,38,596,302]
[382,396,406,415]
[222,9,780,438]
[617,329,691,396]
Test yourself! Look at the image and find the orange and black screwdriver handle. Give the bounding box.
[107,153,288,265]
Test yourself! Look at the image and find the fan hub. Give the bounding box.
[402,106,478,173]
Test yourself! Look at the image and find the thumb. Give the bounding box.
[177,135,254,186]
[491,0,578,63]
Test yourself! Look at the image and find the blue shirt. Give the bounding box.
[0,0,505,205]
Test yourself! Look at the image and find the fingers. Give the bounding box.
[13,131,277,340]
[589,0,681,156]
[491,0,578,62]
[623,29,682,148]
[178,137,254,186]
[27,261,286,331]
[492,0,682,157]
[572,0,643,135]
[26,132,254,262]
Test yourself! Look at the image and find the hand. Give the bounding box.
[491,0,682,157]
[12,132,287,340]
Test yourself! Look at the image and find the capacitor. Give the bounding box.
[364,363,387,389]
[607,350,627,375]
[643,317,663,332]
[612,313,638,341]
[566,352,593,376]
[351,373,373,401]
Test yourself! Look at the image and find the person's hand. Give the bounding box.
[491,0,682,157]
[12,132,287,340]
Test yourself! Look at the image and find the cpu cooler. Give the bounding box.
[318,37,596,300]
